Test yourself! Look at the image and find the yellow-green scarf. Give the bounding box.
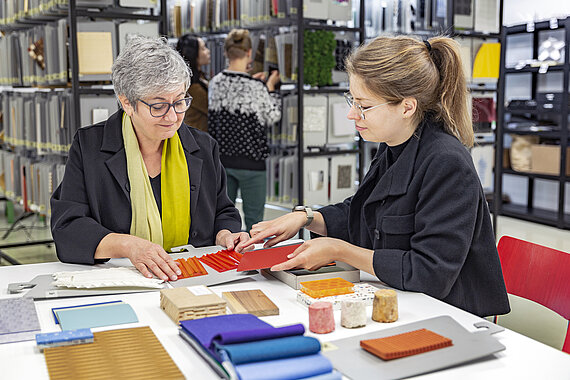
[122,113,191,252]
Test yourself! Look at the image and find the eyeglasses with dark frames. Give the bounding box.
[343,92,392,120]
[138,96,193,118]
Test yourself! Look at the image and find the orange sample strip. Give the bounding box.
[360,328,453,360]
[174,258,208,278]
[199,250,241,272]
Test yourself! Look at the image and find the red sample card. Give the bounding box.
[236,243,303,271]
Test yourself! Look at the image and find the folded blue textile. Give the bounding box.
[235,353,333,380]
[299,371,343,380]
[216,324,305,345]
[217,335,321,365]
[179,314,304,359]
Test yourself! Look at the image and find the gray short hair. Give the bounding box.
[112,35,191,109]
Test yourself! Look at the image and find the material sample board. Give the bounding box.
[0,297,41,344]
[323,316,505,380]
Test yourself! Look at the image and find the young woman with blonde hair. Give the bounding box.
[238,35,509,318]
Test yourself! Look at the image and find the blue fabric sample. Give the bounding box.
[235,353,333,380]
[179,314,304,359]
[55,303,138,331]
[216,324,305,345]
[299,371,342,380]
[52,301,122,324]
[217,335,321,364]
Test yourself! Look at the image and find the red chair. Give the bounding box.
[496,236,570,353]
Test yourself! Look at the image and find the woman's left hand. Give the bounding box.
[271,237,348,272]
[216,229,252,252]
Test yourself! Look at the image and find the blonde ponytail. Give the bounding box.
[428,37,473,147]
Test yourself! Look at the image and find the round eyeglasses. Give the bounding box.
[343,92,392,120]
[138,97,193,118]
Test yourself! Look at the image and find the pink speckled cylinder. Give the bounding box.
[309,301,335,334]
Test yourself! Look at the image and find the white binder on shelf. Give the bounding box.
[304,0,329,20]
[454,0,474,30]
[474,0,499,34]
[327,94,354,145]
[327,0,351,21]
[303,156,328,207]
[118,21,159,53]
[303,94,327,150]
[79,95,118,128]
[330,154,357,203]
[287,156,298,206]
[278,155,287,202]
[119,0,158,8]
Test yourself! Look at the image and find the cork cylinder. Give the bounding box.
[309,301,335,334]
[372,289,398,323]
[340,299,367,328]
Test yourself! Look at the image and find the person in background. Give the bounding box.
[176,34,211,132]
[208,29,281,232]
[51,35,248,281]
[238,35,510,318]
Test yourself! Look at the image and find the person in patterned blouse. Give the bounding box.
[208,29,281,231]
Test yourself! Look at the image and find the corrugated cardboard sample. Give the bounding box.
[44,326,183,380]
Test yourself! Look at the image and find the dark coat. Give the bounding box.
[319,120,510,317]
[51,110,242,265]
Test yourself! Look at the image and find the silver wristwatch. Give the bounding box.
[292,205,314,228]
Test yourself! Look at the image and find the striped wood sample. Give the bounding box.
[44,326,183,379]
[222,289,279,316]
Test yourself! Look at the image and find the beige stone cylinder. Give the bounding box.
[341,299,367,328]
[372,289,398,323]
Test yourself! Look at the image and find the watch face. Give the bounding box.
[293,206,306,212]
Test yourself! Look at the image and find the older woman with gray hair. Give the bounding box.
[51,35,247,281]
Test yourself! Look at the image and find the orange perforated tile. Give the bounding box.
[300,277,354,298]
[360,328,453,360]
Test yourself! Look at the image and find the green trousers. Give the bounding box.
[225,168,267,232]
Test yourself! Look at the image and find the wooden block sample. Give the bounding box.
[44,326,183,379]
[222,289,279,316]
[160,286,226,324]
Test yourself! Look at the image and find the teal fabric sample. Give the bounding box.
[55,302,138,331]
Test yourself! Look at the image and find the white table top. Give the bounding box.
[1,250,569,380]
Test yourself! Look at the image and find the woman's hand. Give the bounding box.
[266,70,280,92]
[119,235,182,281]
[235,212,307,252]
[216,229,252,252]
[271,237,348,272]
[252,72,267,81]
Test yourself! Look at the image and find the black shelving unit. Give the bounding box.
[295,3,366,208]
[494,16,570,230]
